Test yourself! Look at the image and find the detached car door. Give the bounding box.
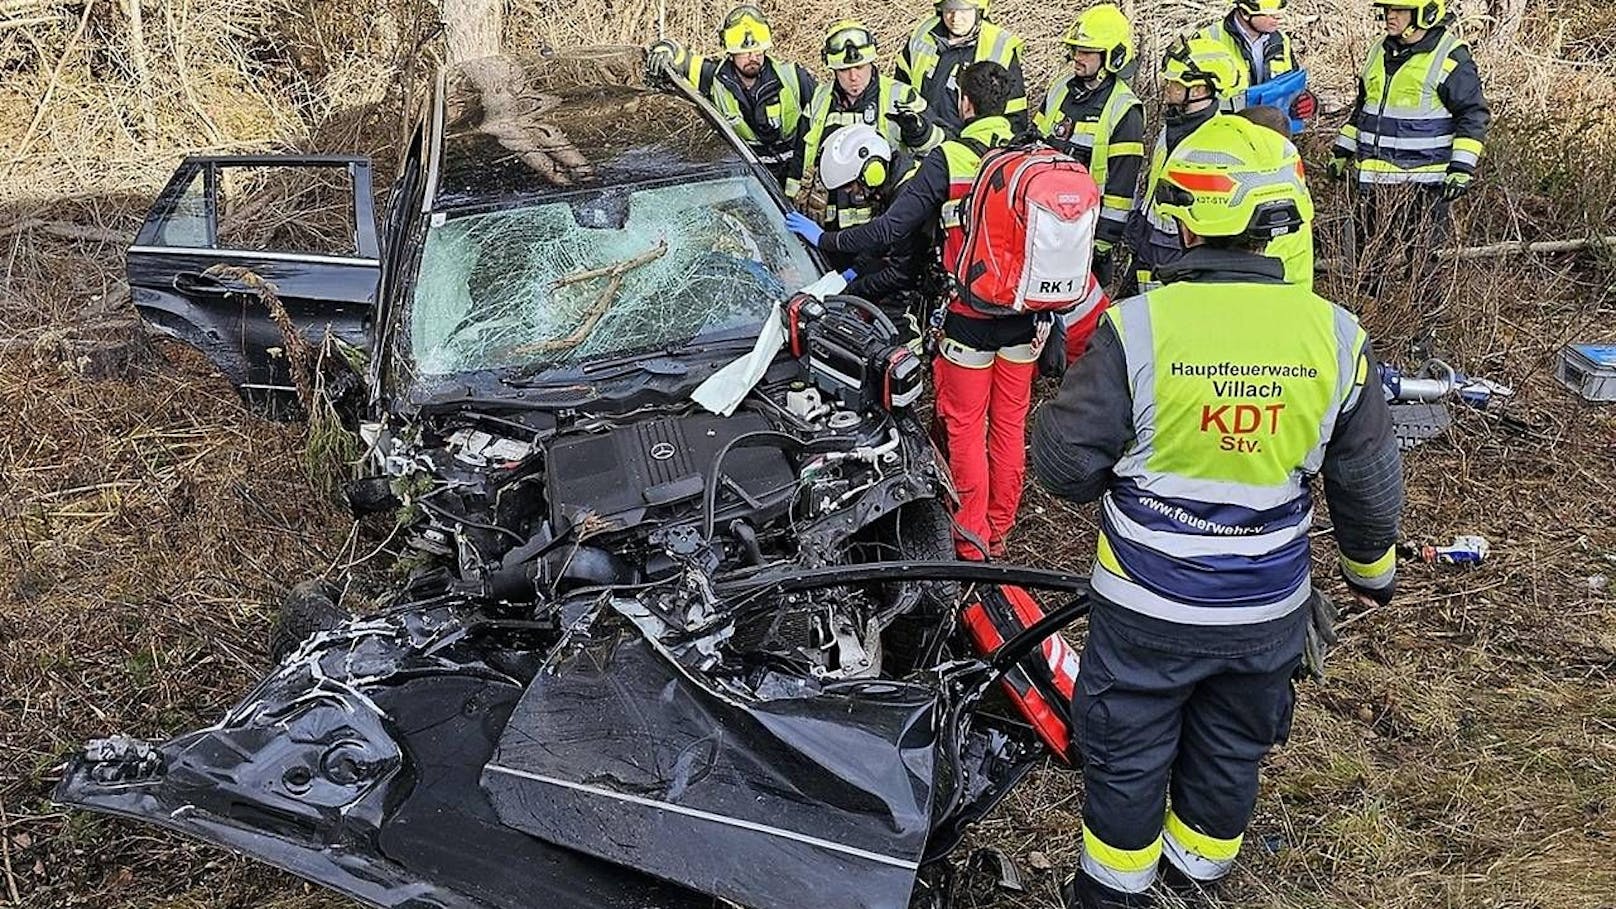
[128,155,381,411]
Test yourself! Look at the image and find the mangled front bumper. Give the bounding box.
[56,612,713,908]
[56,588,1048,909]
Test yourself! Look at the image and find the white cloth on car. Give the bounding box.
[691,271,848,416]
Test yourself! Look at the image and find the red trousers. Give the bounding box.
[1064,301,1108,367]
[933,346,1038,560]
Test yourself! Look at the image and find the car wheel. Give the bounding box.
[268,580,347,663]
[881,499,959,675]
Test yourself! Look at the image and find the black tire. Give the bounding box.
[897,496,957,579]
[268,580,347,663]
[881,499,960,674]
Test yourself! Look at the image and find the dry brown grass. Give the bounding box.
[2,1,1615,908]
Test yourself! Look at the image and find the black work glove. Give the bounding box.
[1326,155,1351,183]
[1299,589,1340,683]
[1036,312,1066,380]
[1091,244,1115,288]
[646,39,682,82]
[1441,171,1472,201]
[892,107,926,144]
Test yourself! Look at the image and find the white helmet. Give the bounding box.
[819,124,893,191]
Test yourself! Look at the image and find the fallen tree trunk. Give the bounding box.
[1437,235,1616,260]
[0,318,150,378]
[0,218,125,244]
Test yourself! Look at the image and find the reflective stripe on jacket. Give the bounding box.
[1035,76,1144,237]
[1093,279,1371,624]
[1133,127,1182,280]
[1200,13,1297,87]
[1334,29,1479,184]
[897,19,1027,125]
[789,75,940,226]
[686,55,811,162]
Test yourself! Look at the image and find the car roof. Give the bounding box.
[428,47,747,213]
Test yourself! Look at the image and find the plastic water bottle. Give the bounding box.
[1418,535,1490,565]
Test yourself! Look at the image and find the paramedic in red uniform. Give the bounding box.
[788,61,1043,558]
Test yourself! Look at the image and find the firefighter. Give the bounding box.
[895,0,1029,135]
[1199,0,1300,89]
[1034,3,1145,287]
[809,124,926,318]
[785,62,1037,559]
[1030,114,1403,908]
[1329,0,1489,281]
[1200,0,1318,134]
[1125,36,1247,291]
[786,19,942,227]
[648,5,817,186]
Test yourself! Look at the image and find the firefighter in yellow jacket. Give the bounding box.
[1035,4,1145,286]
[786,20,942,227]
[1199,0,1300,89]
[896,0,1029,134]
[1124,37,1247,291]
[648,5,818,186]
[1034,114,1402,908]
[1328,0,1490,289]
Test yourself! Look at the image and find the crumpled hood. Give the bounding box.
[54,576,1056,909]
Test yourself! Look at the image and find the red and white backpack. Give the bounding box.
[945,143,1104,319]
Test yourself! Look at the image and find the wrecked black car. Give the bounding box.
[56,48,1089,909]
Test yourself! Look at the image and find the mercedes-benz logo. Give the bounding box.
[649,442,677,461]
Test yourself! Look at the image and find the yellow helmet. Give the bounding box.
[1154,114,1314,240]
[1161,35,1248,98]
[823,20,878,70]
[1371,0,1447,31]
[1234,0,1288,15]
[720,5,773,55]
[1061,4,1134,75]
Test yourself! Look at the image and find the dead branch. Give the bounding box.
[551,239,668,287]
[120,0,159,141]
[515,241,668,355]
[7,0,96,168]
[0,14,56,30]
[1437,235,1616,261]
[0,800,19,905]
[0,218,125,244]
[516,272,626,355]
[200,265,315,407]
[1318,234,1616,275]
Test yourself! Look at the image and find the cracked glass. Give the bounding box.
[408,174,816,376]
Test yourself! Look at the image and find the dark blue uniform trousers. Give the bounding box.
[1071,596,1306,907]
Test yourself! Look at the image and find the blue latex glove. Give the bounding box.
[840,268,858,283]
[785,211,824,246]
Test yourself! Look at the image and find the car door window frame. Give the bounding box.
[131,155,382,266]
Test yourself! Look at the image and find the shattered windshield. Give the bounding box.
[408,173,816,376]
